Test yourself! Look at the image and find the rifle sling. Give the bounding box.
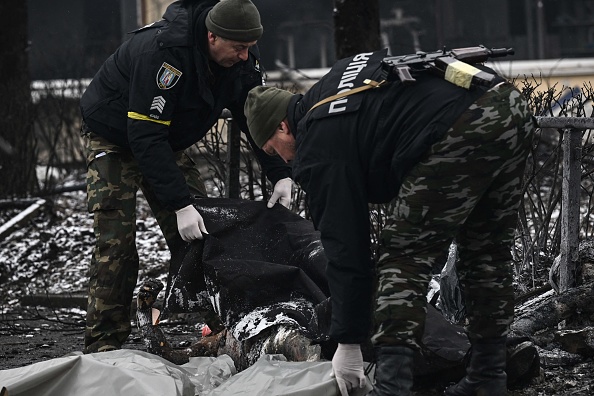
[308,79,387,114]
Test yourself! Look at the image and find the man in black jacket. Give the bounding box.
[80,0,292,354]
[244,49,534,395]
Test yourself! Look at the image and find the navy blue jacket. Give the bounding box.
[80,0,290,210]
[289,49,502,343]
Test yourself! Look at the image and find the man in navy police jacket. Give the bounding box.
[244,49,534,395]
[80,0,292,354]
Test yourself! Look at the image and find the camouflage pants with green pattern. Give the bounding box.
[372,82,534,349]
[82,129,207,353]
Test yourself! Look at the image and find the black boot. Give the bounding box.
[370,346,414,396]
[444,336,508,396]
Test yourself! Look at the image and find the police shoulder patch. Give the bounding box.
[156,62,182,90]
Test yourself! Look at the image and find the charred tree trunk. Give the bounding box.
[511,283,594,340]
[0,2,37,198]
[333,0,381,59]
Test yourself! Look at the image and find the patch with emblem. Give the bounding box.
[156,62,182,90]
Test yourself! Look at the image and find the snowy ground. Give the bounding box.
[0,188,170,303]
[0,181,201,372]
[1,178,593,395]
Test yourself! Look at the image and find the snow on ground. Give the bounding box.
[1,175,594,395]
[0,185,170,305]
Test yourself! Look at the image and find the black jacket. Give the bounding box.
[80,0,290,211]
[289,49,503,343]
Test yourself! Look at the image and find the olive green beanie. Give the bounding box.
[205,0,263,42]
[244,86,295,148]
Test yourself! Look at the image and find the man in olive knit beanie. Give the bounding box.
[245,47,534,395]
[80,0,293,355]
[206,0,263,42]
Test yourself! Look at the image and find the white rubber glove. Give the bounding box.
[268,177,292,209]
[331,343,367,396]
[175,204,208,242]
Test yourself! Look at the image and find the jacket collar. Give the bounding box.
[159,1,192,47]
[288,94,305,140]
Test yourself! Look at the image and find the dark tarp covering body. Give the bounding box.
[162,198,330,341]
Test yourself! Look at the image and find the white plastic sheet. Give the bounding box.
[0,350,374,396]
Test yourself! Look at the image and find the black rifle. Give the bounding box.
[381,45,515,89]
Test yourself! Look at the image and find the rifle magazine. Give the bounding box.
[436,57,495,89]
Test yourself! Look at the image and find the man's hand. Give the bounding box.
[175,204,208,242]
[268,177,292,208]
[331,343,367,396]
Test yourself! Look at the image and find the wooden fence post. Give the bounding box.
[559,127,582,291]
[534,117,592,292]
[225,113,241,199]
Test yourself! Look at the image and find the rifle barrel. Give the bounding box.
[489,47,515,58]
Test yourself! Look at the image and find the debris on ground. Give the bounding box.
[1,187,594,395]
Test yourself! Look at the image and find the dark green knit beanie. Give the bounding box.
[205,0,263,42]
[244,86,295,148]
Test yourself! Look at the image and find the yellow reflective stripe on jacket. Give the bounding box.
[127,112,171,126]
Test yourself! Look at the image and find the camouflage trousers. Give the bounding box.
[82,127,207,353]
[372,82,534,349]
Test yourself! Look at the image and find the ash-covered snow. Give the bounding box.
[0,185,171,305]
[231,298,314,341]
[195,204,240,222]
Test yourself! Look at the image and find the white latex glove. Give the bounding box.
[175,204,208,242]
[268,177,292,209]
[331,343,367,396]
